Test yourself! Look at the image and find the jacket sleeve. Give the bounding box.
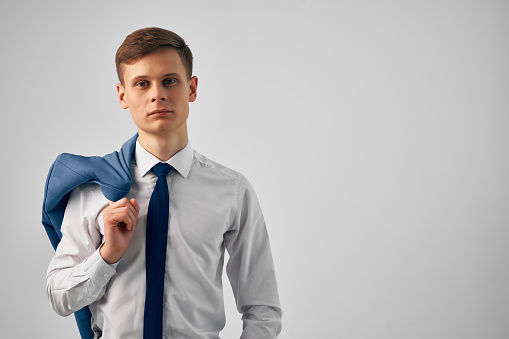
[224,177,282,338]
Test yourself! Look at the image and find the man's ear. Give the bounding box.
[117,83,129,109]
[188,76,198,103]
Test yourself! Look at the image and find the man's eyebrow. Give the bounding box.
[162,73,182,78]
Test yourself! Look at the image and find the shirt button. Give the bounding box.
[86,297,91,302]
[104,273,109,278]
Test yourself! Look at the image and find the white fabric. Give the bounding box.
[46,140,282,339]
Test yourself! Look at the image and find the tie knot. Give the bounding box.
[151,162,173,178]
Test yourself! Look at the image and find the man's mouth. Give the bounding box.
[149,109,173,115]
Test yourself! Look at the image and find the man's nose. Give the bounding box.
[150,84,167,102]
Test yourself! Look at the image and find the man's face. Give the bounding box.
[117,48,197,141]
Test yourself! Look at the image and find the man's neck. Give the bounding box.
[137,130,188,162]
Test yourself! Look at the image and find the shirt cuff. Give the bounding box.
[82,249,118,286]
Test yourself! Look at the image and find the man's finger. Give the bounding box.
[130,198,140,213]
[108,208,133,228]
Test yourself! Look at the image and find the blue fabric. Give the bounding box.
[42,133,138,339]
[144,163,173,338]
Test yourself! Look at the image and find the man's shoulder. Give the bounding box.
[69,183,109,211]
[73,182,103,195]
[192,150,245,183]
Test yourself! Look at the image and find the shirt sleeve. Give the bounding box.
[46,185,118,317]
[224,177,283,338]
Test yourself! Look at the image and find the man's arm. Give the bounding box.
[46,186,139,316]
[224,177,282,338]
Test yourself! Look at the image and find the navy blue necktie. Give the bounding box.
[144,162,173,339]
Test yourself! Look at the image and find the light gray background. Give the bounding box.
[1,1,508,338]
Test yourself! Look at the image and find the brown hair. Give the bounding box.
[115,27,193,84]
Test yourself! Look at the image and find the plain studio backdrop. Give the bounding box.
[1,1,508,338]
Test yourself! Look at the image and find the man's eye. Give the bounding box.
[135,81,148,87]
[163,78,176,85]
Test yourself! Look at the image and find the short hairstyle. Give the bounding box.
[115,27,193,84]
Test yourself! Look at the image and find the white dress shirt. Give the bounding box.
[46,140,282,339]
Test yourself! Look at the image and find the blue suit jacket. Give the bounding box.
[42,133,138,339]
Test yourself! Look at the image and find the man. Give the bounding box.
[44,27,282,339]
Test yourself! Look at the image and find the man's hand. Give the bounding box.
[100,198,140,264]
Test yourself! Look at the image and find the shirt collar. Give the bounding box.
[135,138,194,179]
